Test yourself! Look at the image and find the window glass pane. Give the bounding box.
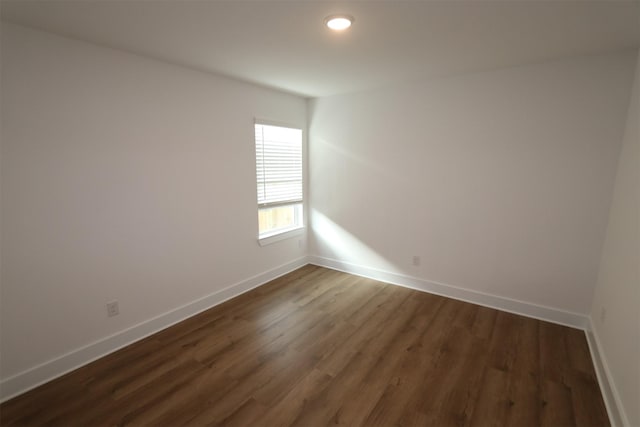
[258,203,302,237]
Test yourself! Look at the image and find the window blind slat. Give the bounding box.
[255,123,303,206]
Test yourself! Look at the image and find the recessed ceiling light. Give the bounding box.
[324,15,354,31]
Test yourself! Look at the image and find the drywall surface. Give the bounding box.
[309,51,637,316]
[0,23,307,381]
[591,51,639,427]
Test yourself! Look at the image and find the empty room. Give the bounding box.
[1,1,638,426]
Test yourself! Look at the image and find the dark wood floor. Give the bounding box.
[1,265,609,426]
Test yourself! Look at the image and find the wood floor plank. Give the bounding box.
[469,367,512,427]
[0,369,93,426]
[471,305,499,340]
[343,281,395,327]
[394,298,473,425]
[314,288,413,377]
[539,321,572,384]
[362,296,446,426]
[213,397,268,427]
[502,316,542,427]
[258,368,333,427]
[0,266,610,427]
[410,326,480,425]
[135,363,240,426]
[426,331,491,426]
[289,293,425,426]
[566,370,610,427]
[540,378,576,427]
[328,296,442,427]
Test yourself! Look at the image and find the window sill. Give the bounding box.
[258,227,305,246]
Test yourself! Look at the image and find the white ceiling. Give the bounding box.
[2,0,639,98]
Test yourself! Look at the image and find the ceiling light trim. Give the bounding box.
[324,14,354,31]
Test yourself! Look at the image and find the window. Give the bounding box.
[255,122,303,243]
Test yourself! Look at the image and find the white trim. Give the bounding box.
[0,257,309,403]
[585,318,629,427]
[253,117,304,131]
[258,226,305,246]
[308,255,588,329]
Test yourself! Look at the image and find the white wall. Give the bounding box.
[309,51,637,316]
[590,52,639,427]
[0,23,307,385]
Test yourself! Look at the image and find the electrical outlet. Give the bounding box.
[600,307,606,324]
[412,255,421,266]
[298,239,303,249]
[107,301,119,317]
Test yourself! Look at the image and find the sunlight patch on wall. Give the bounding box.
[311,209,398,274]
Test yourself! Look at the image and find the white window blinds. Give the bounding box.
[255,123,303,207]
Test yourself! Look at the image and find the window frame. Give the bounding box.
[254,119,305,245]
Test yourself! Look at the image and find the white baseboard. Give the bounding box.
[309,255,588,329]
[585,318,629,427]
[0,256,309,403]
